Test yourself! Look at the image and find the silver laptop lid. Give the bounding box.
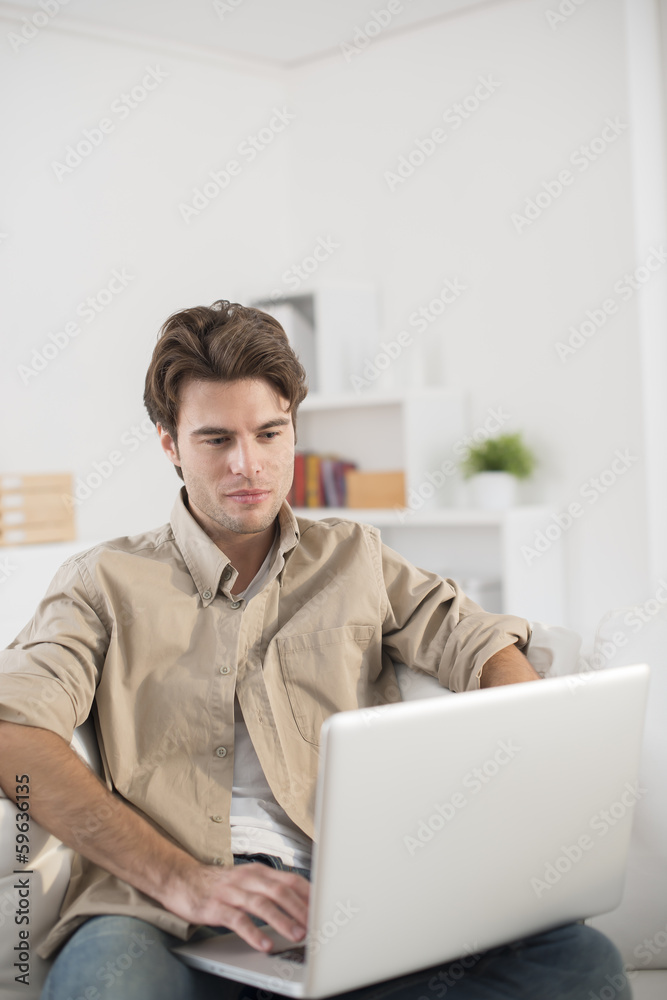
[304,663,649,997]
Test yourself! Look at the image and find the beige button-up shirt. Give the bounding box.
[0,490,531,955]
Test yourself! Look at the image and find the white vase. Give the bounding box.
[469,472,517,511]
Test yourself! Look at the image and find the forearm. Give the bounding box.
[0,720,309,947]
[479,642,540,687]
[0,721,199,907]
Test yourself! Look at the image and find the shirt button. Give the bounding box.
[223,567,232,581]
[219,666,230,675]
[213,857,223,866]
[211,815,223,823]
[215,746,227,758]
[230,600,242,609]
[202,590,212,600]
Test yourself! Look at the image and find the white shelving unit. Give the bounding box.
[293,391,563,624]
[297,387,469,511]
[253,285,380,396]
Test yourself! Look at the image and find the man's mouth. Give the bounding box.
[226,490,271,504]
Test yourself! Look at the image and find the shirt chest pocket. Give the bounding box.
[276,625,376,745]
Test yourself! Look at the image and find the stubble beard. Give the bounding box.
[185,480,285,538]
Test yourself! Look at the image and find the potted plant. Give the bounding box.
[461,432,535,510]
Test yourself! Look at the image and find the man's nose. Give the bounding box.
[229,439,261,477]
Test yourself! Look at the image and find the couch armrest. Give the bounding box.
[394,620,586,700]
[0,718,101,998]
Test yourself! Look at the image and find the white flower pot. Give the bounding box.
[469,472,517,511]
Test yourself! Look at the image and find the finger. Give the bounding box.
[244,893,307,944]
[211,890,307,950]
[231,884,308,939]
[237,863,310,896]
[232,865,310,922]
[208,904,279,953]
[215,869,308,942]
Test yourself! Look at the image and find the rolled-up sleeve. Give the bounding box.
[0,557,109,741]
[379,541,531,692]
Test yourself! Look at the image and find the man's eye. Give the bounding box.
[206,437,227,445]
[262,432,279,439]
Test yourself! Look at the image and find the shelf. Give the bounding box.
[296,387,468,512]
[254,286,379,396]
[299,387,462,412]
[291,506,553,527]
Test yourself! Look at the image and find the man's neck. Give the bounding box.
[198,517,277,593]
[227,528,277,595]
[183,495,280,593]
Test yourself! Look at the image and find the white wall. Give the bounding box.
[284,0,659,639]
[1,0,666,642]
[0,21,293,537]
[629,0,667,590]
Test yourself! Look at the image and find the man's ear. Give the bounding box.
[157,423,181,469]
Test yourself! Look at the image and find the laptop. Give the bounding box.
[173,663,650,998]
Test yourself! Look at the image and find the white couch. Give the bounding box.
[0,541,665,999]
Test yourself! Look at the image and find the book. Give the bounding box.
[305,453,322,508]
[293,453,306,507]
[344,470,406,508]
[288,454,359,509]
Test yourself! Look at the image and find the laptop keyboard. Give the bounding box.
[273,945,307,964]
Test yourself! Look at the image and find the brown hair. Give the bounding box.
[144,299,308,480]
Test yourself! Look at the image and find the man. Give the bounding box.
[0,301,629,999]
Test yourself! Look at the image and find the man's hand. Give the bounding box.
[479,642,540,687]
[160,859,309,952]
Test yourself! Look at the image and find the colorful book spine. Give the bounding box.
[289,454,357,509]
[292,453,306,507]
[305,454,322,508]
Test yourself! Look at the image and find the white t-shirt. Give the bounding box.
[229,532,313,868]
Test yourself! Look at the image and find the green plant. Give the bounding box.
[461,432,535,480]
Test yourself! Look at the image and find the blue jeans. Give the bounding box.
[42,854,632,1000]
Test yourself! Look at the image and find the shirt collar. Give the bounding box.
[170,488,300,606]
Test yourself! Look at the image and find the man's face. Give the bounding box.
[158,378,295,544]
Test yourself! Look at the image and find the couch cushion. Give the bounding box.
[586,610,667,970]
[0,718,100,997]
